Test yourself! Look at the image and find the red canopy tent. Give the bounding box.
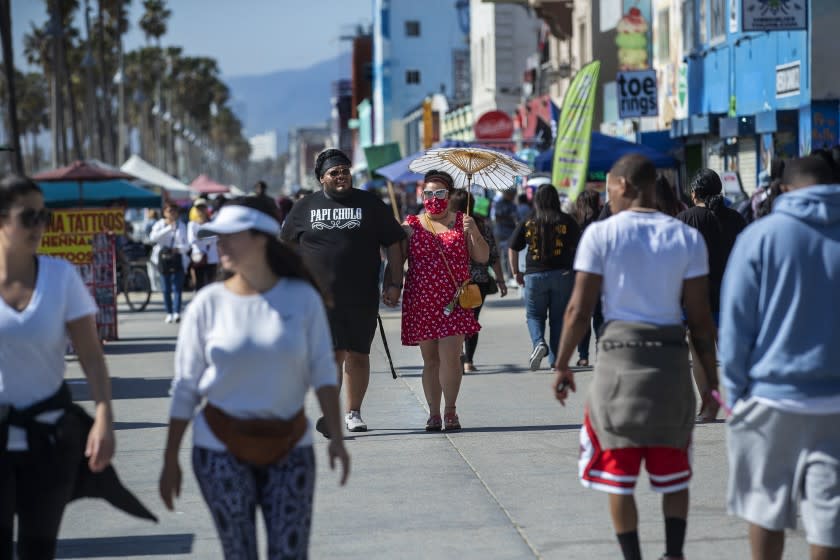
[32,160,140,205]
[33,159,136,182]
[190,174,229,194]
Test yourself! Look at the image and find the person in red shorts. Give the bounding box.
[552,154,719,560]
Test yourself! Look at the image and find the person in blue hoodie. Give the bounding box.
[719,155,840,560]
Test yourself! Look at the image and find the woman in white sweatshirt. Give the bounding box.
[158,196,349,560]
[149,202,189,323]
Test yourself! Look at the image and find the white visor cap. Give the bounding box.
[197,205,280,239]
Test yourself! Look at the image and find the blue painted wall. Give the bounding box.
[684,1,810,118]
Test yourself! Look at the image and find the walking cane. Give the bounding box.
[377,314,398,379]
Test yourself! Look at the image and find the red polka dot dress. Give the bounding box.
[401,211,481,346]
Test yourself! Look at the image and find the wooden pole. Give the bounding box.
[386,180,400,222]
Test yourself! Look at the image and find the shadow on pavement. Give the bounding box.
[483,296,524,308]
[104,342,176,355]
[114,421,169,430]
[115,336,178,342]
[70,377,172,401]
[346,423,582,438]
[55,533,194,558]
[397,363,536,377]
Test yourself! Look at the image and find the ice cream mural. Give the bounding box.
[616,1,652,71]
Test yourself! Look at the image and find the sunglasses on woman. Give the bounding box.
[3,208,52,228]
[422,189,448,200]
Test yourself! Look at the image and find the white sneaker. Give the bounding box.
[345,410,367,432]
[164,314,173,323]
[173,313,181,323]
[529,342,548,371]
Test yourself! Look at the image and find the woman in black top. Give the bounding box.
[508,184,581,371]
[449,191,508,373]
[676,168,746,421]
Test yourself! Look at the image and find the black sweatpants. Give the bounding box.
[0,442,81,560]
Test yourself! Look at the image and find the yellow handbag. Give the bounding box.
[457,279,483,309]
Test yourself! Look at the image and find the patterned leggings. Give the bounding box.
[192,446,315,560]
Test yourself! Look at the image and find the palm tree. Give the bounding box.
[139,0,170,168]
[17,73,49,170]
[0,0,23,172]
[139,0,170,45]
[22,19,61,165]
[47,0,82,162]
[83,0,103,160]
[98,0,131,163]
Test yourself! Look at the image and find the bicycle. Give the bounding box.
[117,242,152,312]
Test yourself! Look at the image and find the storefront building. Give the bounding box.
[672,0,840,195]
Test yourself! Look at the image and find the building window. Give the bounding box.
[698,0,707,44]
[682,0,695,53]
[578,21,586,65]
[405,20,420,37]
[656,9,670,62]
[710,0,726,41]
[406,70,421,84]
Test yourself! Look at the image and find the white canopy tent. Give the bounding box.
[120,155,193,195]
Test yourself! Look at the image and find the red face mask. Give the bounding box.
[423,197,448,215]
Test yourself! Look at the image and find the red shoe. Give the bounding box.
[425,414,442,432]
[444,412,461,431]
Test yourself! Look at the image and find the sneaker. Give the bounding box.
[173,313,181,323]
[315,416,331,439]
[345,410,367,432]
[529,342,548,371]
[164,314,173,323]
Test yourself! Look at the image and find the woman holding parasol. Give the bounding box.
[396,170,488,431]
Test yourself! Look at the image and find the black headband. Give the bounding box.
[424,170,454,189]
[317,154,352,179]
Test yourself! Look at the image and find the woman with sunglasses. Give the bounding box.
[0,175,115,559]
[397,170,489,431]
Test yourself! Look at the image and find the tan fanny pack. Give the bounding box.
[203,403,308,466]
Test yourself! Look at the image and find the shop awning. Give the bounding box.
[534,132,678,174]
[39,179,162,209]
[121,155,193,194]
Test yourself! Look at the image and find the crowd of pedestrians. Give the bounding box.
[1,144,838,559]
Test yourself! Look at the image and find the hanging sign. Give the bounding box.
[617,70,658,118]
[743,0,807,31]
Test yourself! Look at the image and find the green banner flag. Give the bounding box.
[551,60,601,202]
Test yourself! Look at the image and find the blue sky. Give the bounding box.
[11,0,371,77]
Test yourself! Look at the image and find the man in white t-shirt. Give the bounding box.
[552,154,718,560]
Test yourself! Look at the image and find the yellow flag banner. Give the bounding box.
[551,60,601,202]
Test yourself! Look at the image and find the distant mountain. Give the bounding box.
[225,53,352,153]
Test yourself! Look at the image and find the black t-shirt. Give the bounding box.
[509,212,581,274]
[280,189,406,308]
[676,205,746,312]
